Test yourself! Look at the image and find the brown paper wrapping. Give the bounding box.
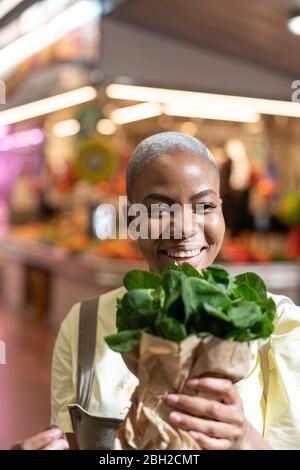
[113,333,251,450]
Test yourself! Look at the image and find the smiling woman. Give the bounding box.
[128,132,224,273]
[13,131,300,450]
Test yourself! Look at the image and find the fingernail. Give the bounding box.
[48,428,62,439]
[50,440,67,450]
[167,394,179,404]
[190,431,200,439]
[169,412,181,423]
[188,379,200,387]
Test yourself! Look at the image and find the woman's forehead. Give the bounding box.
[146,150,217,174]
[131,151,220,200]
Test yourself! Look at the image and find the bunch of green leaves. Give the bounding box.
[105,262,276,353]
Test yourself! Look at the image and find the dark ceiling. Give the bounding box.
[1,0,299,80]
[110,0,300,78]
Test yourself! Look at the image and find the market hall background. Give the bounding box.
[0,0,300,449]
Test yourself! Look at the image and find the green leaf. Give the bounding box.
[181,262,201,278]
[118,290,155,330]
[226,277,238,295]
[197,331,211,337]
[104,329,143,353]
[161,270,184,317]
[188,277,229,308]
[235,272,267,299]
[233,284,260,302]
[116,295,123,309]
[228,301,263,328]
[116,308,129,331]
[162,270,181,295]
[258,297,276,321]
[105,262,275,351]
[206,317,231,338]
[130,309,158,330]
[152,286,166,310]
[181,274,199,321]
[121,289,153,314]
[160,261,181,277]
[188,277,222,294]
[164,288,181,313]
[203,264,237,295]
[124,270,161,291]
[250,314,274,339]
[181,276,231,324]
[202,302,231,322]
[225,328,253,342]
[202,264,230,283]
[155,317,187,342]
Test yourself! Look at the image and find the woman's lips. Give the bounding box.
[158,247,208,267]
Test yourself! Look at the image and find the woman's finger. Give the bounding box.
[168,411,241,440]
[189,431,231,450]
[166,393,238,423]
[187,377,239,405]
[12,427,64,450]
[42,439,69,450]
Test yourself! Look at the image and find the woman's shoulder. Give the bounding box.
[267,291,297,307]
[99,286,126,309]
[60,286,126,333]
[268,292,296,316]
[266,292,300,343]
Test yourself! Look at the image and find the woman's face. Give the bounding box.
[129,151,225,274]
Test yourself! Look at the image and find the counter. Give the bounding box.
[0,239,299,328]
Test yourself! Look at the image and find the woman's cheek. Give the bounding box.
[137,238,159,271]
[137,239,151,258]
[205,211,225,246]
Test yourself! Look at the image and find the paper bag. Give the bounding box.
[113,333,251,450]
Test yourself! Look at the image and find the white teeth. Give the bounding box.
[166,249,200,258]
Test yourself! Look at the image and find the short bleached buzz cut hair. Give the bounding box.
[126,131,219,200]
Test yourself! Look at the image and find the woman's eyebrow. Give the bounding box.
[142,193,177,204]
[190,189,217,200]
[142,190,217,203]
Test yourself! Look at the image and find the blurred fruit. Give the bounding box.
[286,226,300,260]
[92,239,142,259]
[276,192,300,226]
[220,241,254,263]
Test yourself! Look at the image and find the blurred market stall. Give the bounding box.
[0,0,299,328]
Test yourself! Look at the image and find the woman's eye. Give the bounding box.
[148,203,217,217]
[194,203,217,213]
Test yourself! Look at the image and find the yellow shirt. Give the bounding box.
[50,288,300,450]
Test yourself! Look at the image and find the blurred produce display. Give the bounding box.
[9,218,142,260]
[1,91,299,265]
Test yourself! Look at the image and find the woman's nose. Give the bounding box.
[172,206,204,240]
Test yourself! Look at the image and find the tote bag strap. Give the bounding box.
[76,296,99,410]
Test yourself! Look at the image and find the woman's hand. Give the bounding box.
[166,377,271,450]
[11,427,69,450]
